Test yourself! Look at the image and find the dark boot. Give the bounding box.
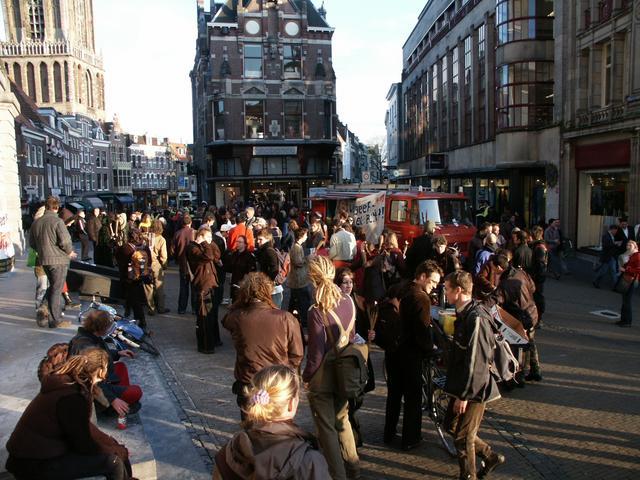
[478,452,506,478]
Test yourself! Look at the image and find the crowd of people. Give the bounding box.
[14,194,640,480]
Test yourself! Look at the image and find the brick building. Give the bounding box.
[191,0,338,207]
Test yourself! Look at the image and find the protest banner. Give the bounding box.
[352,192,385,243]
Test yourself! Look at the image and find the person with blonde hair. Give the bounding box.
[303,256,360,480]
[144,219,170,315]
[223,272,304,418]
[213,365,329,479]
[6,348,134,480]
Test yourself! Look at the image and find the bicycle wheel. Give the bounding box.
[427,364,457,457]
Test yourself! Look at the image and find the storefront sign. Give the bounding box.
[253,146,297,156]
[352,192,385,243]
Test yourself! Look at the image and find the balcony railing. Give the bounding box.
[576,104,627,127]
[0,40,103,69]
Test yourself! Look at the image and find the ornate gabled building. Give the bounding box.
[0,0,105,121]
[191,0,338,207]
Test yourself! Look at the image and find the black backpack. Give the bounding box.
[374,298,402,353]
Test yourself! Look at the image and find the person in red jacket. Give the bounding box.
[618,240,640,327]
[228,213,255,252]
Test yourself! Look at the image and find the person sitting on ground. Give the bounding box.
[213,365,329,480]
[222,272,304,419]
[69,310,142,419]
[6,348,134,480]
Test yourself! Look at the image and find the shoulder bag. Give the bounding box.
[323,300,369,399]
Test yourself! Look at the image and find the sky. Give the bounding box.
[1,0,425,145]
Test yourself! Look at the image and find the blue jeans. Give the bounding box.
[594,257,617,287]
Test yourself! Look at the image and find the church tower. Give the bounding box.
[0,0,105,120]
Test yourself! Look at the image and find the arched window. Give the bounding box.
[53,62,62,102]
[12,63,22,89]
[64,61,70,101]
[85,71,93,107]
[76,64,83,104]
[39,62,49,102]
[26,62,37,102]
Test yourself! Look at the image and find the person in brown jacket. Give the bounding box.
[144,220,169,315]
[87,208,102,261]
[214,365,329,480]
[222,272,304,419]
[186,225,222,354]
[5,348,133,480]
[173,214,196,314]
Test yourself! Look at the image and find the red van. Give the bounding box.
[309,186,477,255]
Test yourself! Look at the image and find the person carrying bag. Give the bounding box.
[303,256,362,480]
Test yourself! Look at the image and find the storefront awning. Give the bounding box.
[115,195,134,204]
[67,202,85,212]
[82,197,105,209]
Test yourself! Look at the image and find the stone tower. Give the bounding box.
[0,0,105,120]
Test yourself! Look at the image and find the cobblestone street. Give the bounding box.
[147,258,640,480]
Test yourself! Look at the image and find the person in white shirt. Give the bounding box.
[329,221,357,268]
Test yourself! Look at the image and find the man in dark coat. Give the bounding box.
[405,220,437,278]
[443,271,504,480]
[173,214,196,314]
[29,196,76,328]
[615,216,636,253]
[255,230,283,308]
[384,260,442,450]
[593,224,619,288]
[466,222,490,273]
[186,226,222,354]
[511,229,533,274]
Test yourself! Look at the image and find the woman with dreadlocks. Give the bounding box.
[5,348,134,480]
[303,256,361,480]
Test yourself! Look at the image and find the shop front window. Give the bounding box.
[589,172,628,217]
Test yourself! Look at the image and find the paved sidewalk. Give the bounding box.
[0,259,210,479]
[146,256,640,479]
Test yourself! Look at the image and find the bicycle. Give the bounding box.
[422,348,457,457]
[78,294,160,356]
